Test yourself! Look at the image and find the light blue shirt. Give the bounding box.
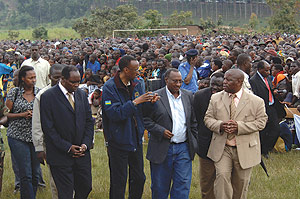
[257,71,274,105]
[178,61,198,93]
[166,87,187,143]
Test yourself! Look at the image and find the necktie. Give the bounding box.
[67,93,75,110]
[228,94,236,140]
[264,77,273,103]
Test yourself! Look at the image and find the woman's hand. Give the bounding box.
[22,110,32,119]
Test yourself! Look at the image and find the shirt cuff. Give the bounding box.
[82,144,87,151]
[67,146,72,153]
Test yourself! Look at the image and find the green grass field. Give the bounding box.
[0,28,80,41]
[1,130,300,199]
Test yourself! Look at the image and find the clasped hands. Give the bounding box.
[220,120,238,135]
[69,144,87,158]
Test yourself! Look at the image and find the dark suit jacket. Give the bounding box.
[40,85,94,166]
[193,87,213,159]
[249,72,286,119]
[144,87,198,164]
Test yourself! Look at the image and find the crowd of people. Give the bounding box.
[0,32,299,199]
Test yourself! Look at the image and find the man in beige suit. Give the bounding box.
[204,69,268,199]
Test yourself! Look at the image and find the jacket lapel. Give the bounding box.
[255,73,268,91]
[55,85,75,113]
[221,91,230,116]
[235,90,249,118]
[159,87,172,119]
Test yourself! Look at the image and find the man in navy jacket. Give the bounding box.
[102,55,159,199]
[40,66,94,199]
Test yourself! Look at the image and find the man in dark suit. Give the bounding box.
[250,60,285,157]
[40,66,94,199]
[144,68,198,199]
[193,72,224,199]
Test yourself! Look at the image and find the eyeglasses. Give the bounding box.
[169,79,183,84]
[67,79,80,85]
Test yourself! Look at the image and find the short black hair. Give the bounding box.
[272,57,282,64]
[119,55,136,71]
[237,53,251,67]
[164,68,180,79]
[257,61,266,70]
[62,65,79,79]
[50,64,65,75]
[213,59,223,69]
[211,72,224,79]
[273,64,283,71]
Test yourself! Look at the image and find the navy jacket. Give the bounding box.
[40,85,94,166]
[102,74,147,151]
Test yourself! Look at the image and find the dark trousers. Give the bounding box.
[108,145,146,199]
[260,106,280,155]
[50,154,92,199]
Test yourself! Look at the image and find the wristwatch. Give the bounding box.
[132,100,137,106]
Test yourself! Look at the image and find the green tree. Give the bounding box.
[200,17,216,30]
[143,9,162,29]
[217,15,223,26]
[168,10,193,28]
[32,26,48,39]
[72,5,139,37]
[266,0,300,33]
[8,30,20,40]
[249,13,259,29]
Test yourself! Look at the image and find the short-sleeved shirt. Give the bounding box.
[178,61,198,93]
[6,87,40,143]
[87,61,101,74]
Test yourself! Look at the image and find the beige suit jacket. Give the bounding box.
[204,89,268,169]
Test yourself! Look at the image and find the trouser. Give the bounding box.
[8,137,40,199]
[150,142,192,199]
[50,153,92,199]
[214,146,252,199]
[199,157,216,199]
[261,106,280,155]
[107,145,145,199]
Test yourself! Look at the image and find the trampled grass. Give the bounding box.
[1,130,300,199]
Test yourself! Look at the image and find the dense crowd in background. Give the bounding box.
[0,32,300,198]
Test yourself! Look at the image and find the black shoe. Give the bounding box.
[262,153,269,159]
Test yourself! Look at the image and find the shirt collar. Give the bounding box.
[30,57,41,63]
[59,82,73,96]
[166,86,181,99]
[240,69,249,79]
[257,71,265,82]
[229,88,243,100]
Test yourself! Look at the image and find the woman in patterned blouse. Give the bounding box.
[6,66,40,199]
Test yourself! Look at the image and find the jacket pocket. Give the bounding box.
[249,140,258,147]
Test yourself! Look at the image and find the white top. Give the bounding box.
[32,84,51,152]
[21,57,51,89]
[166,87,187,143]
[59,82,74,102]
[292,71,300,98]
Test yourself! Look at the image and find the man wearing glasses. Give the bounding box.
[40,66,94,199]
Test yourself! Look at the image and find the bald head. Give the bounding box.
[223,69,244,94]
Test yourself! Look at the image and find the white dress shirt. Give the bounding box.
[166,87,187,143]
[21,57,51,89]
[292,71,300,98]
[58,82,74,102]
